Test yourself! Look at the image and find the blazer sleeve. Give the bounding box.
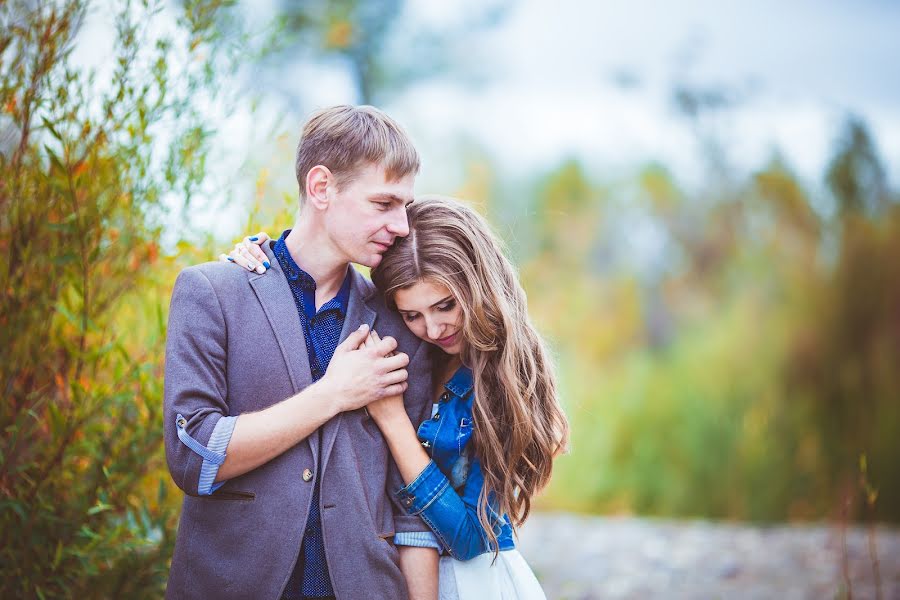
[163,267,231,496]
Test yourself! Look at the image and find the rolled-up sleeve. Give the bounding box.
[393,531,441,550]
[396,460,449,515]
[163,267,232,496]
[394,458,504,561]
[196,415,237,495]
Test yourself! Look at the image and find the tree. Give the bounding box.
[0,1,238,596]
[257,0,510,105]
[826,117,891,219]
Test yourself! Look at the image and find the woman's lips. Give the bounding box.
[435,332,458,347]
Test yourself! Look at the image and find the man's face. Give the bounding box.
[324,162,414,268]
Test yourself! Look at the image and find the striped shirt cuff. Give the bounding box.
[394,531,442,550]
[198,416,237,495]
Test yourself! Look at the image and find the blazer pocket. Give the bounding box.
[203,489,256,502]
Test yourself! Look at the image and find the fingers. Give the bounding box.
[337,324,370,353]
[227,243,257,272]
[369,329,399,358]
[374,335,398,357]
[380,352,409,372]
[364,331,377,349]
[234,241,265,274]
[247,232,270,246]
[222,233,271,274]
[381,368,408,386]
[241,236,270,273]
[382,382,408,397]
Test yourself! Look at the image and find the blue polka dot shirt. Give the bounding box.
[274,229,351,599]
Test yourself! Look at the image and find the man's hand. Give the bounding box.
[363,330,411,428]
[318,324,409,413]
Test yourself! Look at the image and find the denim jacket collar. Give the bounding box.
[444,365,474,398]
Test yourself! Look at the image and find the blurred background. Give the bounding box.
[2,0,898,597]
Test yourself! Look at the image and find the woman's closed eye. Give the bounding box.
[401,312,419,323]
[436,300,457,312]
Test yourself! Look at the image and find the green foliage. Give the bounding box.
[3,3,897,595]
[0,0,236,596]
[208,112,900,529]
[526,121,900,524]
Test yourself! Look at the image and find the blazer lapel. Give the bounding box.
[248,243,319,462]
[320,266,377,470]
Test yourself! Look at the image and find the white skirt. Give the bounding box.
[438,549,546,600]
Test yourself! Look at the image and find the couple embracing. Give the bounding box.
[163,105,569,600]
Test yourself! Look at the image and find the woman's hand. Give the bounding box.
[363,329,431,486]
[218,232,271,274]
[363,330,411,429]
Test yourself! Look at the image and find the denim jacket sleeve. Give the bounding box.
[395,454,504,561]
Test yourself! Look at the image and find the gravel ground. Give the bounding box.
[515,512,900,600]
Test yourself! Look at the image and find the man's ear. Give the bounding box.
[305,165,333,210]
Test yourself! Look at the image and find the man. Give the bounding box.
[164,105,440,600]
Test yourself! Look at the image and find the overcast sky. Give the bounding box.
[74,0,900,240]
[401,0,900,184]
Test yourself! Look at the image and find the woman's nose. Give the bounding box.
[426,318,443,340]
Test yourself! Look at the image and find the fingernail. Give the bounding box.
[249,236,258,241]
[359,324,368,331]
[263,261,270,269]
[227,257,234,262]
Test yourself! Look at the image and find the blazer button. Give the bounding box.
[440,393,450,402]
[302,468,313,482]
[432,412,440,420]
[403,496,414,507]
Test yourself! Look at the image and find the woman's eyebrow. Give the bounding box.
[429,296,453,308]
[397,297,453,313]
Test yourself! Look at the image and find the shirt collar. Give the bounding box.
[332,266,352,313]
[274,229,315,289]
[445,365,474,398]
[273,229,352,315]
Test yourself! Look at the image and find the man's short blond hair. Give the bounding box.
[295,105,420,204]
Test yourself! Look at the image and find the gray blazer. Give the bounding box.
[163,243,433,600]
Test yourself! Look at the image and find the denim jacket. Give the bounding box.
[395,366,516,560]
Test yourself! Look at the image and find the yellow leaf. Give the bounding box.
[325,21,353,49]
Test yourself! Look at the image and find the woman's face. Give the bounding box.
[394,279,464,355]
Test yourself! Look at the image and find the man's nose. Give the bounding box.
[387,205,410,238]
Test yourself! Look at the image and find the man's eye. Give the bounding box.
[374,202,390,210]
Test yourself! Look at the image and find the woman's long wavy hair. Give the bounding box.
[372,195,569,554]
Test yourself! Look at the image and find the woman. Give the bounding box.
[227,195,568,599]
